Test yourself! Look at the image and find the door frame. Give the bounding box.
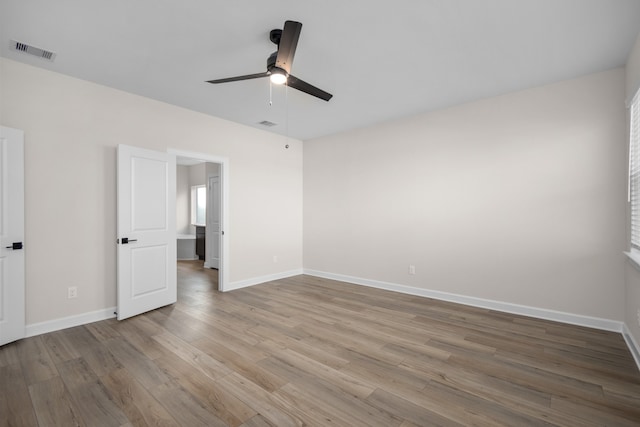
[169,149,229,291]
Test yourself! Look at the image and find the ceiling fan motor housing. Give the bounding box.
[267,51,278,69]
[267,29,284,74]
[266,51,286,76]
[269,29,282,45]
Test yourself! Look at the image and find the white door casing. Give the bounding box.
[0,126,25,346]
[117,145,176,320]
[207,175,221,269]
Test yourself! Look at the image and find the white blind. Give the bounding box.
[630,89,640,249]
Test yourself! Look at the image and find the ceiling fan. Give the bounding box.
[206,20,333,102]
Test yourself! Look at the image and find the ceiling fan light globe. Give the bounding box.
[270,72,288,85]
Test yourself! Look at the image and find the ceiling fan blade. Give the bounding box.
[275,20,302,74]
[287,75,333,101]
[206,72,269,84]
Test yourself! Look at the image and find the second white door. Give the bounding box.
[207,175,221,269]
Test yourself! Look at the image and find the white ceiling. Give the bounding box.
[1,1,639,141]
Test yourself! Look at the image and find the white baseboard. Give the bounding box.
[225,269,304,292]
[303,269,624,333]
[26,307,116,338]
[306,267,638,372]
[623,324,640,372]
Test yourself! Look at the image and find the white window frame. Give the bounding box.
[627,88,640,266]
[190,184,206,227]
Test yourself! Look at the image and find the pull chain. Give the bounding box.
[285,83,289,145]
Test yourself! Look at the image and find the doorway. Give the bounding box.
[116,146,229,320]
[172,149,228,294]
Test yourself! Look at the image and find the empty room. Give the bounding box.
[1,1,640,425]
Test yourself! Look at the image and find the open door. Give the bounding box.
[207,175,221,269]
[117,145,176,320]
[0,126,25,346]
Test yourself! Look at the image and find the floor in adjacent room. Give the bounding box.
[1,260,639,426]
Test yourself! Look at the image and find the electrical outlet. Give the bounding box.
[409,265,416,275]
[273,255,278,263]
[68,286,78,299]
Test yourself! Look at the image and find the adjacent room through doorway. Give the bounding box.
[176,156,223,297]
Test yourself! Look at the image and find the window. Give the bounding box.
[191,185,206,226]
[630,89,640,250]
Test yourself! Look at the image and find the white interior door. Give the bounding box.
[0,126,25,346]
[117,145,176,320]
[207,175,221,269]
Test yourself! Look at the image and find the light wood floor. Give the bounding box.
[1,261,640,426]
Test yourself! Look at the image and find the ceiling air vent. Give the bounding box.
[10,40,56,62]
[258,120,277,127]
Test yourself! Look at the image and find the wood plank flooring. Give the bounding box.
[1,260,640,426]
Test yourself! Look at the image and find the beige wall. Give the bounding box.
[625,33,640,347]
[0,58,303,325]
[189,163,207,187]
[304,68,627,321]
[0,52,634,339]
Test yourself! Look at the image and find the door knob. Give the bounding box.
[5,242,23,250]
[120,238,138,244]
